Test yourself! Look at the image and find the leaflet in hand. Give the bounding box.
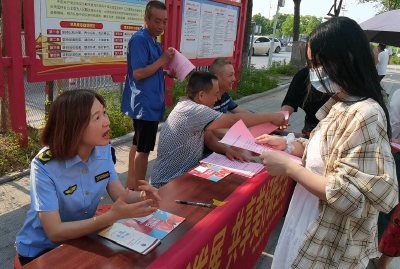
[220,120,302,165]
[200,153,265,178]
[250,111,290,138]
[166,47,195,82]
[99,209,185,254]
[189,164,232,182]
[98,223,160,255]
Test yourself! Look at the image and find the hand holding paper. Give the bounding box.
[166,47,195,82]
[219,120,302,165]
[250,111,289,138]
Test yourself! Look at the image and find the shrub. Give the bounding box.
[230,66,279,100]
[0,127,41,177]
[98,89,133,138]
[268,60,302,76]
[390,56,400,65]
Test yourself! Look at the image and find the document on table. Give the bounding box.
[220,120,303,165]
[201,153,264,178]
[98,223,161,255]
[166,48,195,82]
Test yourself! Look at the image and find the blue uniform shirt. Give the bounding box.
[15,145,118,257]
[213,92,238,113]
[121,27,166,121]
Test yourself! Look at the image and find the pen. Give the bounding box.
[175,200,212,208]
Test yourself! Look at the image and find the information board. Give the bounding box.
[34,0,164,66]
[180,0,239,59]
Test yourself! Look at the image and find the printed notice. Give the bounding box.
[180,0,239,59]
[34,0,165,66]
[180,1,201,59]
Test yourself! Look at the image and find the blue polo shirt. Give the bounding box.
[15,145,118,257]
[213,92,238,113]
[121,27,166,121]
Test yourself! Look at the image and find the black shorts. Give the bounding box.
[132,119,159,153]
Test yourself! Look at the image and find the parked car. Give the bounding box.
[250,36,281,55]
[278,38,287,47]
[267,37,282,52]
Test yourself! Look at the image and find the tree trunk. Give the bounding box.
[293,0,301,41]
[241,0,253,69]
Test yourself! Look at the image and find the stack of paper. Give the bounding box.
[200,153,265,178]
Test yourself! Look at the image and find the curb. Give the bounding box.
[235,83,290,106]
[0,82,291,185]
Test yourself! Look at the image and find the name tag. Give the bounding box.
[95,171,110,183]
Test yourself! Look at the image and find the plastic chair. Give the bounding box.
[95,204,112,216]
[14,254,21,269]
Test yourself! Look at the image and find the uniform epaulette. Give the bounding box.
[36,150,53,165]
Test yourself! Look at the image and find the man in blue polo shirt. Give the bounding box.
[121,1,175,190]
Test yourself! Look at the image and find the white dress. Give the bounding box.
[271,130,325,269]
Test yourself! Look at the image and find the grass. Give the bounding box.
[0,127,41,177]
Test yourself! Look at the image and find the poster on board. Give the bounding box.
[180,0,239,59]
[34,0,164,66]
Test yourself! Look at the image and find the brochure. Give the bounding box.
[98,223,160,255]
[189,164,232,182]
[99,209,185,254]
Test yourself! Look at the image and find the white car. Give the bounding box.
[267,37,282,53]
[250,36,281,56]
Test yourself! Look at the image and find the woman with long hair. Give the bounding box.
[257,17,398,268]
[15,90,160,266]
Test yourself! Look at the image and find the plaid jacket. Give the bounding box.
[292,97,399,269]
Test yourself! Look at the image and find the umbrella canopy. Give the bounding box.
[360,9,400,47]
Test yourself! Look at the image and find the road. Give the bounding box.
[248,50,292,69]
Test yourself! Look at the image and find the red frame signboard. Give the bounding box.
[2,0,247,143]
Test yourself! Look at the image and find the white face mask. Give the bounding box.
[309,68,341,94]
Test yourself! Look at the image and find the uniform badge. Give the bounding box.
[64,185,77,195]
[95,171,110,183]
[36,150,53,165]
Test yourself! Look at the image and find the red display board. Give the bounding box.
[2,0,248,143]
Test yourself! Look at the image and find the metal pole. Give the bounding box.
[248,22,256,69]
[267,2,280,69]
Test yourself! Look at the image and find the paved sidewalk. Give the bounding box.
[1,66,400,268]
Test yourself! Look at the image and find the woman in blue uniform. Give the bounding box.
[15,89,160,266]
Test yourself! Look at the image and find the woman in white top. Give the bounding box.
[257,17,398,269]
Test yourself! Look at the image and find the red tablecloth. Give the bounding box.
[148,171,293,269]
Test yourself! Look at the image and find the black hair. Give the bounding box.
[378,43,386,51]
[186,71,218,100]
[307,16,391,139]
[145,1,167,18]
[210,57,233,75]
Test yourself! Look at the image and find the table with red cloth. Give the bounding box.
[21,170,293,269]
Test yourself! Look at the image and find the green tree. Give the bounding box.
[269,14,291,35]
[357,0,400,13]
[305,16,322,35]
[252,13,272,35]
[282,15,294,37]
